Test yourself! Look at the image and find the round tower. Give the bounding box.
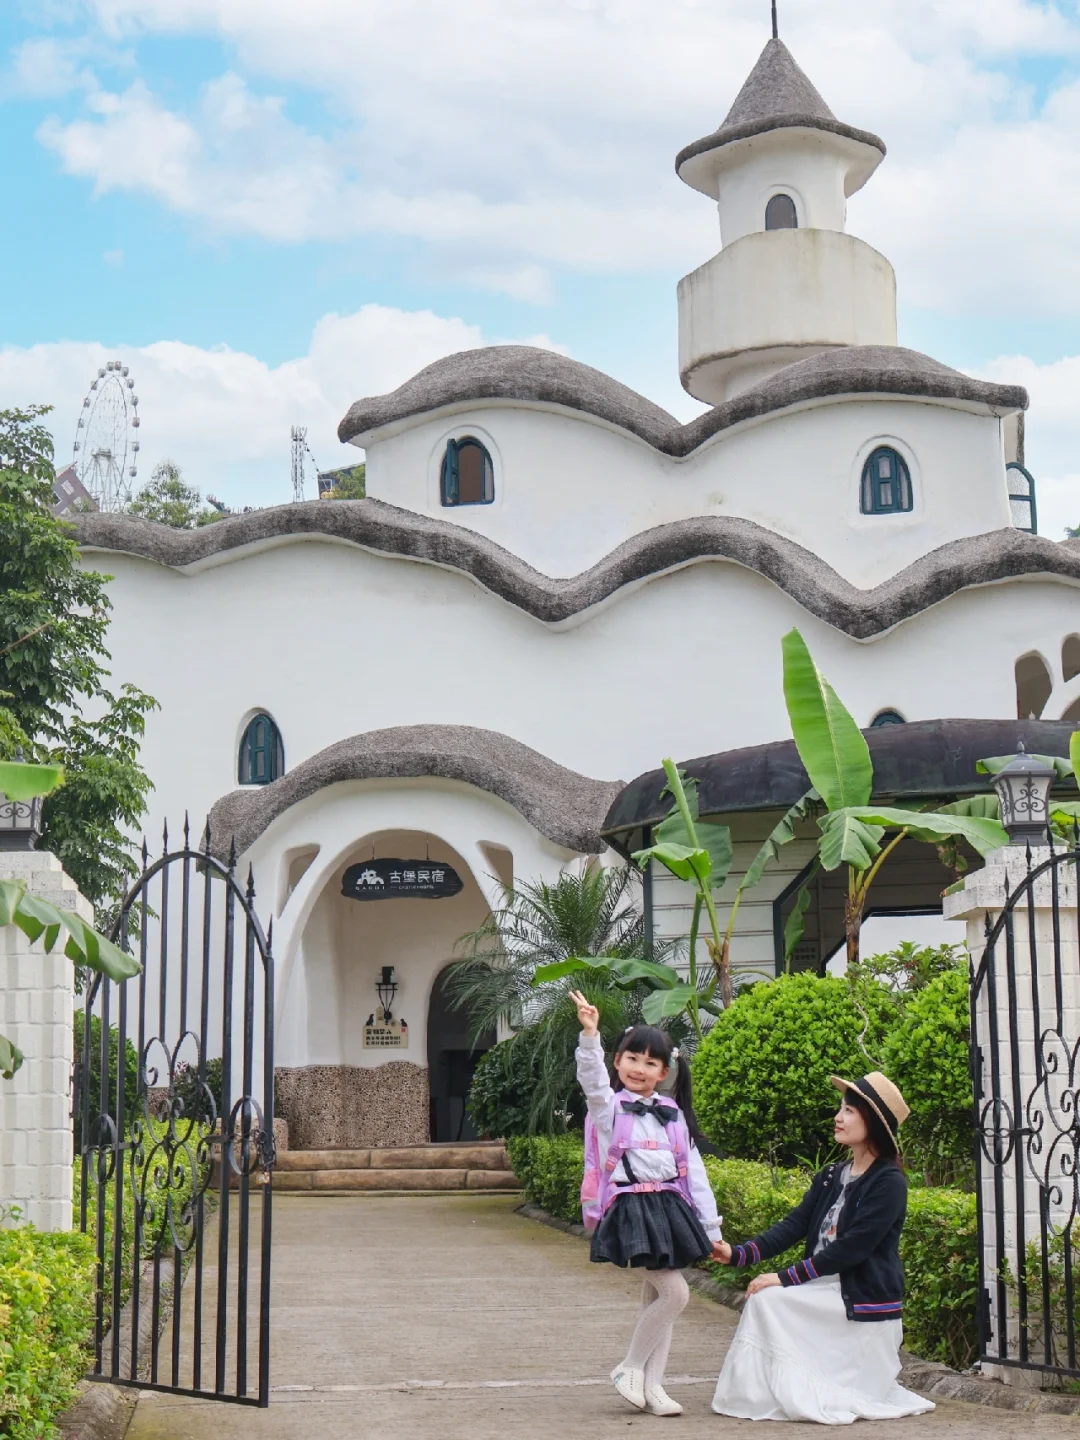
[676,37,897,405]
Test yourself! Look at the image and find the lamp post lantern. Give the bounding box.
[376,965,398,1022]
[990,744,1056,847]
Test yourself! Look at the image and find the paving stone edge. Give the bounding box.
[517,1202,1080,1417]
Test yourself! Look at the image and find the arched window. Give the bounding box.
[1063,635,1080,683]
[441,438,494,507]
[238,713,284,785]
[1014,653,1052,721]
[765,193,798,230]
[860,446,912,515]
[1006,462,1037,534]
[870,709,906,728]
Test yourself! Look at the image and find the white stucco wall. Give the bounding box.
[85,541,1080,875]
[363,398,1013,585]
[678,230,897,403]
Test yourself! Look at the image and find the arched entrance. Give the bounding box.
[427,966,495,1142]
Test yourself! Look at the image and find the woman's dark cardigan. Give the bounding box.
[727,1159,907,1321]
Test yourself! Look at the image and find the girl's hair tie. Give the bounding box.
[671,1047,680,1060]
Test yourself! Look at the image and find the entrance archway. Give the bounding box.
[427,965,495,1142]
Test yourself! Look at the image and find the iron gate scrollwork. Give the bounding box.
[971,838,1080,1379]
[75,820,275,1406]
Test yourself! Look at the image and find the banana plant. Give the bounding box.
[0,759,140,1078]
[776,629,1009,966]
[532,760,734,1037]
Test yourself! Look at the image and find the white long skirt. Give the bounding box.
[712,1277,935,1425]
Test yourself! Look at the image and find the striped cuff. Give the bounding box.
[852,1300,903,1315]
[779,1257,819,1287]
[730,1240,762,1268]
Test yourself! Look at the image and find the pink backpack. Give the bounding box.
[581,1093,694,1232]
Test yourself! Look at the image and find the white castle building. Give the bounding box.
[76,36,1080,1148]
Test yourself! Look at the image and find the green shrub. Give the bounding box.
[507,1134,585,1223]
[469,1035,585,1139]
[72,1010,139,1137]
[900,1186,978,1369]
[172,1056,225,1125]
[0,1222,96,1440]
[692,972,895,1164]
[883,966,972,1186]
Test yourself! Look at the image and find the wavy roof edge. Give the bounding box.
[203,724,623,859]
[72,504,1080,637]
[337,345,1027,453]
[602,719,1080,842]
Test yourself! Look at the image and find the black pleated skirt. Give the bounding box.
[590,1189,712,1270]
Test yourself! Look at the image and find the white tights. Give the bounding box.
[623,1269,689,1389]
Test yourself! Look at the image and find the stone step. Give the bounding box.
[272,1167,522,1194]
[276,1143,512,1174]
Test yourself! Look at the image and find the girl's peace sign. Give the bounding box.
[569,989,600,1036]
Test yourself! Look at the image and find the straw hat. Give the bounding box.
[829,1072,909,1148]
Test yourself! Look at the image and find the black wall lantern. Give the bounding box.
[0,759,44,850]
[376,965,398,1022]
[990,744,1056,846]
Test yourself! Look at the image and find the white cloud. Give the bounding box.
[0,304,563,510]
[4,37,94,97]
[102,246,123,265]
[24,0,1080,311]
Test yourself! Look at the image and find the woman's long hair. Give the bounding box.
[614,1024,705,1146]
[844,1088,902,1168]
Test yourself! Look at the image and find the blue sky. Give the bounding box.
[2,0,1080,529]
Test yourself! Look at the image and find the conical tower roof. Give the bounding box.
[676,38,884,189]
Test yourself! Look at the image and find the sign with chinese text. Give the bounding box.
[363,1018,409,1049]
[342,858,464,901]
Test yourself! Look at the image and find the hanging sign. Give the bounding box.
[341,858,464,901]
[363,1017,409,1049]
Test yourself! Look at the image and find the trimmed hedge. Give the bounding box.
[507,1136,979,1369]
[0,1223,97,1440]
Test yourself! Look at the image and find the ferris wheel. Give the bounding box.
[73,360,141,511]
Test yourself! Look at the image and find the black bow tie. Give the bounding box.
[620,1099,678,1126]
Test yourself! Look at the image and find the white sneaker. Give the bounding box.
[645,1385,684,1416]
[611,1364,646,1410]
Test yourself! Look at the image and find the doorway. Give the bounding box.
[427,966,495,1143]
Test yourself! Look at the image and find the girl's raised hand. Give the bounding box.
[568,989,600,1036]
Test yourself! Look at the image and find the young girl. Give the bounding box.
[570,990,723,1418]
[711,1072,935,1425]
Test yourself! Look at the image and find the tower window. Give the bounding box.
[441,438,494,507]
[238,713,284,785]
[765,194,798,230]
[1006,462,1037,534]
[870,709,905,728]
[860,447,912,515]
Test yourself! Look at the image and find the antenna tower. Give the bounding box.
[290,426,318,503]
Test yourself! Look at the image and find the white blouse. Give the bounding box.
[576,1032,722,1239]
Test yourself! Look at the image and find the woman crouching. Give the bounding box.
[712,1072,934,1425]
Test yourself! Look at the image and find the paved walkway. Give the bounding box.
[126,1195,1080,1439]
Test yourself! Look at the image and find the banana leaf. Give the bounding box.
[782,629,872,811]
[977,753,1074,782]
[937,794,1000,820]
[835,806,1008,858]
[532,953,681,990]
[631,840,711,885]
[739,788,819,894]
[0,760,64,801]
[0,878,140,982]
[642,984,699,1024]
[0,1033,24,1080]
[818,812,884,871]
[783,883,814,962]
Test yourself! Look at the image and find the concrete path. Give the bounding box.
[126,1195,1080,1440]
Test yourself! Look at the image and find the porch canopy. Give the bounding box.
[602,719,1080,971]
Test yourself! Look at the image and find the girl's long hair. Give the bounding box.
[614,1024,706,1147]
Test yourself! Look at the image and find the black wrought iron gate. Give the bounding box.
[75,821,276,1406]
[971,841,1080,1380]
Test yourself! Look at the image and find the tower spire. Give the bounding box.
[771,0,778,39]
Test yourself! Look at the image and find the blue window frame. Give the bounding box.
[1006,462,1037,534]
[238,713,284,785]
[870,709,905,728]
[441,438,494,507]
[860,447,912,515]
[765,193,798,230]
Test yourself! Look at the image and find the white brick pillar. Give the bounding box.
[0,851,85,1231]
[944,845,1080,1387]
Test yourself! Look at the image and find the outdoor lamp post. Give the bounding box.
[990,744,1056,847]
[0,770,44,851]
[376,965,398,1022]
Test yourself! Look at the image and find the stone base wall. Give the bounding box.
[274,1063,429,1149]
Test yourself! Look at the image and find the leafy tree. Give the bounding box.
[127,460,224,528]
[0,405,157,912]
[447,865,679,1133]
[322,464,366,500]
